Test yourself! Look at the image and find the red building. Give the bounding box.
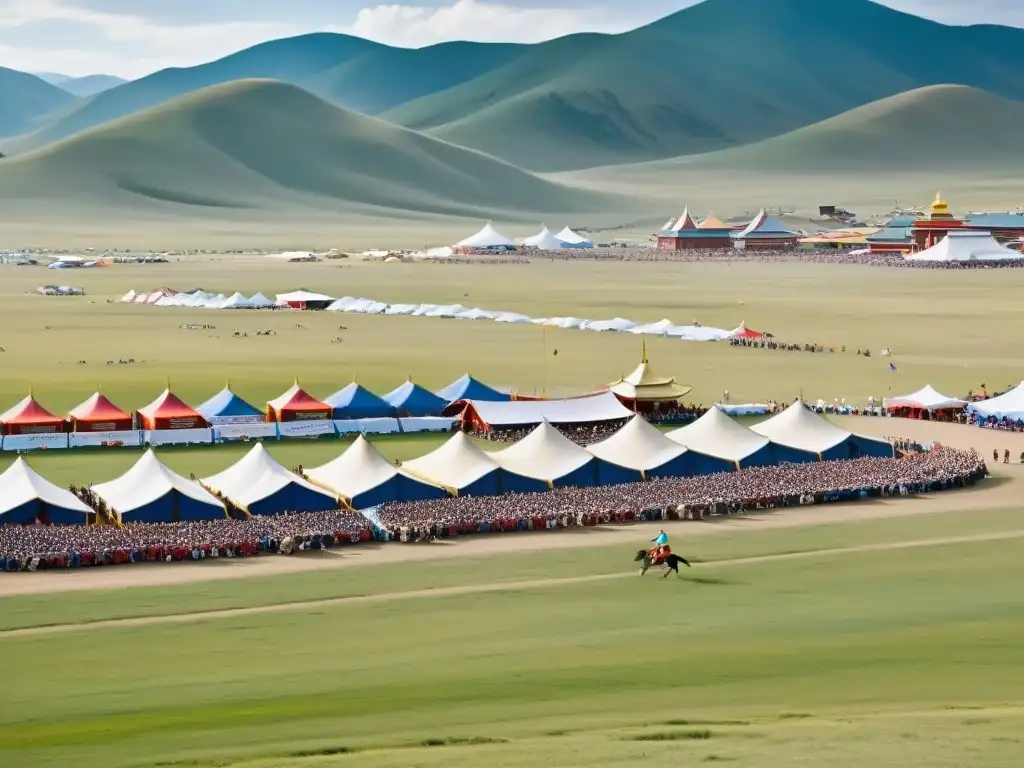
[655,208,734,250]
[911,193,965,250]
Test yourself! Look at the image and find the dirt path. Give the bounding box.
[0,420,1017,599]
[5,527,1022,640]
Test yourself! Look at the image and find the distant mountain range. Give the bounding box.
[2,0,1024,221]
[33,72,127,96]
[0,80,616,218]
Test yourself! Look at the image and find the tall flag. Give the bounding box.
[889,363,898,373]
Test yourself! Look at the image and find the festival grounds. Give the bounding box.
[2,256,1024,767]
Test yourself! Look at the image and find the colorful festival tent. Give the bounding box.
[324,382,396,420]
[92,449,226,523]
[202,443,337,515]
[0,394,66,435]
[0,458,92,524]
[382,380,448,417]
[883,385,967,413]
[436,374,510,404]
[966,381,1024,421]
[196,386,264,423]
[305,436,446,509]
[266,383,331,422]
[136,390,208,430]
[67,392,133,432]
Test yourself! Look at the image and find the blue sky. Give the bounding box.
[2,0,1023,78]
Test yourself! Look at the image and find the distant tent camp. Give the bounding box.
[305,436,446,509]
[0,394,65,435]
[217,292,254,309]
[729,322,765,340]
[266,383,331,422]
[92,450,226,523]
[382,380,448,417]
[324,382,396,420]
[68,392,133,432]
[455,221,515,250]
[905,231,1023,262]
[202,443,337,515]
[555,226,592,247]
[436,374,510,404]
[275,290,335,309]
[0,458,92,525]
[522,226,568,250]
[248,292,276,308]
[136,389,208,430]
[196,387,264,424]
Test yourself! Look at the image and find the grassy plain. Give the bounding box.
[2,255,1022,483]
[1,510,1022,768]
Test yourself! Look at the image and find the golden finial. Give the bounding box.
[641,339,648,364]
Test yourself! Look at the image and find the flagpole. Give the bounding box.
[541,325,548,397]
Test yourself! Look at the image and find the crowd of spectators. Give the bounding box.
[0,448,987,573]
[471,420,628,445]
[729,337,843,354]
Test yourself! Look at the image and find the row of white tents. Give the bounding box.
[905,232,1024,262]
[1,401,892,525]
[125,287,746,341]
[455,222,593,250]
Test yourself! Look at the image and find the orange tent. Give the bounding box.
[137,389,208,430]
[68,392,134,432]
[0,394,66,435]
[731,322,766,340]
[266,383,331,422]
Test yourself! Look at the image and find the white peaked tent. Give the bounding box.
[587,416,688,474]
[119,290,137,303]
[202,443,336,515]
[277,290,335,303]
[490,422,597,486]
[751,400,892,459]
[456,221,515,248]
[905,231,1024,261]
[581,317,636,332]
[218,292,253,309]
[402,431,503,495]
[523,226,568,250]
[0,458,93,524]
[249,292,276,308]
[92,450,225,523]
[667,406,772,466]
[883,385,967,412]
[967,381,1024,420]
[305,435,443,508]
[555,227,592,247]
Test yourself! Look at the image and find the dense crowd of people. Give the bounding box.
[0,511,373,573]
[472,420,628,445]
[729,337,844,354]
[0,447,987,573]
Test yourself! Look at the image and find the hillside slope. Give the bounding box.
[0,80,613,218]
[0,67,78,137]
[55,74,128,97]
[2,36,526,154]
[384,0,1024,170]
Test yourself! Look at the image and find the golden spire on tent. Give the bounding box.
[607,343,691,403]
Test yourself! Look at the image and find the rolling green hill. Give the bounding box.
[1,36,526,155]
[0,67,78,138]
[0,80,613,218]
[384,0,1024,170]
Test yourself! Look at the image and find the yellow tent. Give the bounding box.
[607,342,692,402]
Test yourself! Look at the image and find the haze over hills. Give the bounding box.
[54,74,129,97]
[384,0,1024,170]
[0,80,617,220]
[1,36,526,154]
[0,67,78,137]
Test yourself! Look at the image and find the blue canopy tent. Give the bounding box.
[436,374,510,403]
[196,386,264,423]
[383,380,448,417]
[325,382,397,419]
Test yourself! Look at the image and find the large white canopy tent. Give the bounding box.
[455,221,515,249]
[967,381,1024,421]
[201,443,337,516]
[905,231,1024,262]
[402,432,545,496]
[304,436,445,509]
[0,458,93,525]
[751,400,893,460]
[666,406,774,467]
[92,450,226,523]
[555,227,592,247]
[490,422,602,487]
[465,391,632,429]
[586,415,690,478]
[522,226,568,250]
[883,385,968,412]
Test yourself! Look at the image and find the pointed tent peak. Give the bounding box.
[698,212,728,229]
[671,207,698,231]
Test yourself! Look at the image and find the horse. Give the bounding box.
[635,549,691,578]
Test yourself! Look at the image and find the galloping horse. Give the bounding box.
[635,548,691,578]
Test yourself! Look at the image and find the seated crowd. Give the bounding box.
[0,448,987,572]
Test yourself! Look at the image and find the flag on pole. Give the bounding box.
[888,363,898,373]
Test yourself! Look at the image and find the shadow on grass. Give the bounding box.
[630,729,714,741]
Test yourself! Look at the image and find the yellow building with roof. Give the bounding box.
[607,342,692,411]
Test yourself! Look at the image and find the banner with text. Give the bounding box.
[68,430,143,448]
[278,420,336,439]
[145,428,214,446]
[2,433,69,452]
[213,423,279,442]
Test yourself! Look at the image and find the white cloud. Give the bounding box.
[0,0,292,77]
[338,0,628,48]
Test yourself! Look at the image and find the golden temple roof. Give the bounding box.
[698,212,729,229]
[923,191,956,220]
[607,341,692,401]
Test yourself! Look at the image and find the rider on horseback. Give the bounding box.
[649,529,670,562]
